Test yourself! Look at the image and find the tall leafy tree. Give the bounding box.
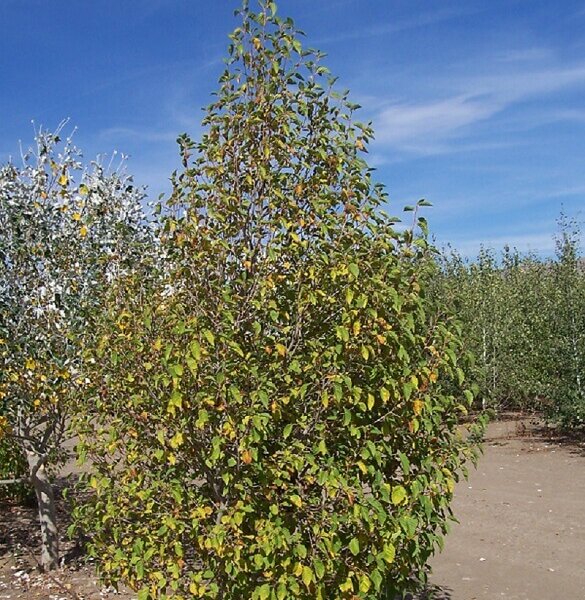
[0,126,148,570]
[75,2,479,598]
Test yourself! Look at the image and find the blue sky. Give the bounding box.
[1,0,585,256]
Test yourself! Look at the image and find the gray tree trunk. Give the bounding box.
[26,451,59,571]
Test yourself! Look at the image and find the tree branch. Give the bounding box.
[0,476,29,485]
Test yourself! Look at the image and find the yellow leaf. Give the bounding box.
[241,449,252,465]
[294,183,304,196]
[352,321,361,336]
[169,431,184,449]
[429,371,438,383]
[72,212,81,221]
[275,343,287,357]
[290,494,302,508]
[167,453,176,465]
[380,387,390,403]
[25,358,36,370]
[252,37,262,50]
[302,566,313,588]
[367,393,375,411]
[80,225,88,238]
[413,399,424,416]
[58,173,68,186]
[359,575,371,593]
[381,543,396,564]
[391,485,407,505]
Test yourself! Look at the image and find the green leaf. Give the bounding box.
[203,329,215,347]
[348,263,359,277]
[230,385,243,402]
[370,568,383,590]
[257,583,271,600]
[348,537,360,556]
[314,559,325,580]
[400,515,418,538]
[189,340,201,360]
[381,543,396,564]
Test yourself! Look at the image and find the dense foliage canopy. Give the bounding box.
[73,3,480,598]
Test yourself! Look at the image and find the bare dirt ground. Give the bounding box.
[424,418,585,600]
[1,418,584,599]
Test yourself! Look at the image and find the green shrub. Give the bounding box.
[74,2,481,598]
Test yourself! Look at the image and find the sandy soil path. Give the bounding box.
[426,419,585,600]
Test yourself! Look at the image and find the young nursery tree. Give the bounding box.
[76,2,480,597]
[547,216,585,427]
[0,126,148,570]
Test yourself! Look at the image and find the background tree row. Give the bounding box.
[432,217,585,429]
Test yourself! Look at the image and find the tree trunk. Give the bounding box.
[26,451,59,571]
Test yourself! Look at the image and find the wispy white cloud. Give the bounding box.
[370,60,585,154]
[466,64,585,100]
[315,6,478,45]
[543,184,585,199]
[98,127,178,144]
[373,94,500,152]
[495,47,554,64]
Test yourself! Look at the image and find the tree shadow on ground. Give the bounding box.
[0,474,84,564]
[405,584,453,599]
[528,423,585,458]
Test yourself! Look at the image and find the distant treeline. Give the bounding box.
[431,216,585,428]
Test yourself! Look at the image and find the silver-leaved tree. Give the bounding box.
[0,125,150,570]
